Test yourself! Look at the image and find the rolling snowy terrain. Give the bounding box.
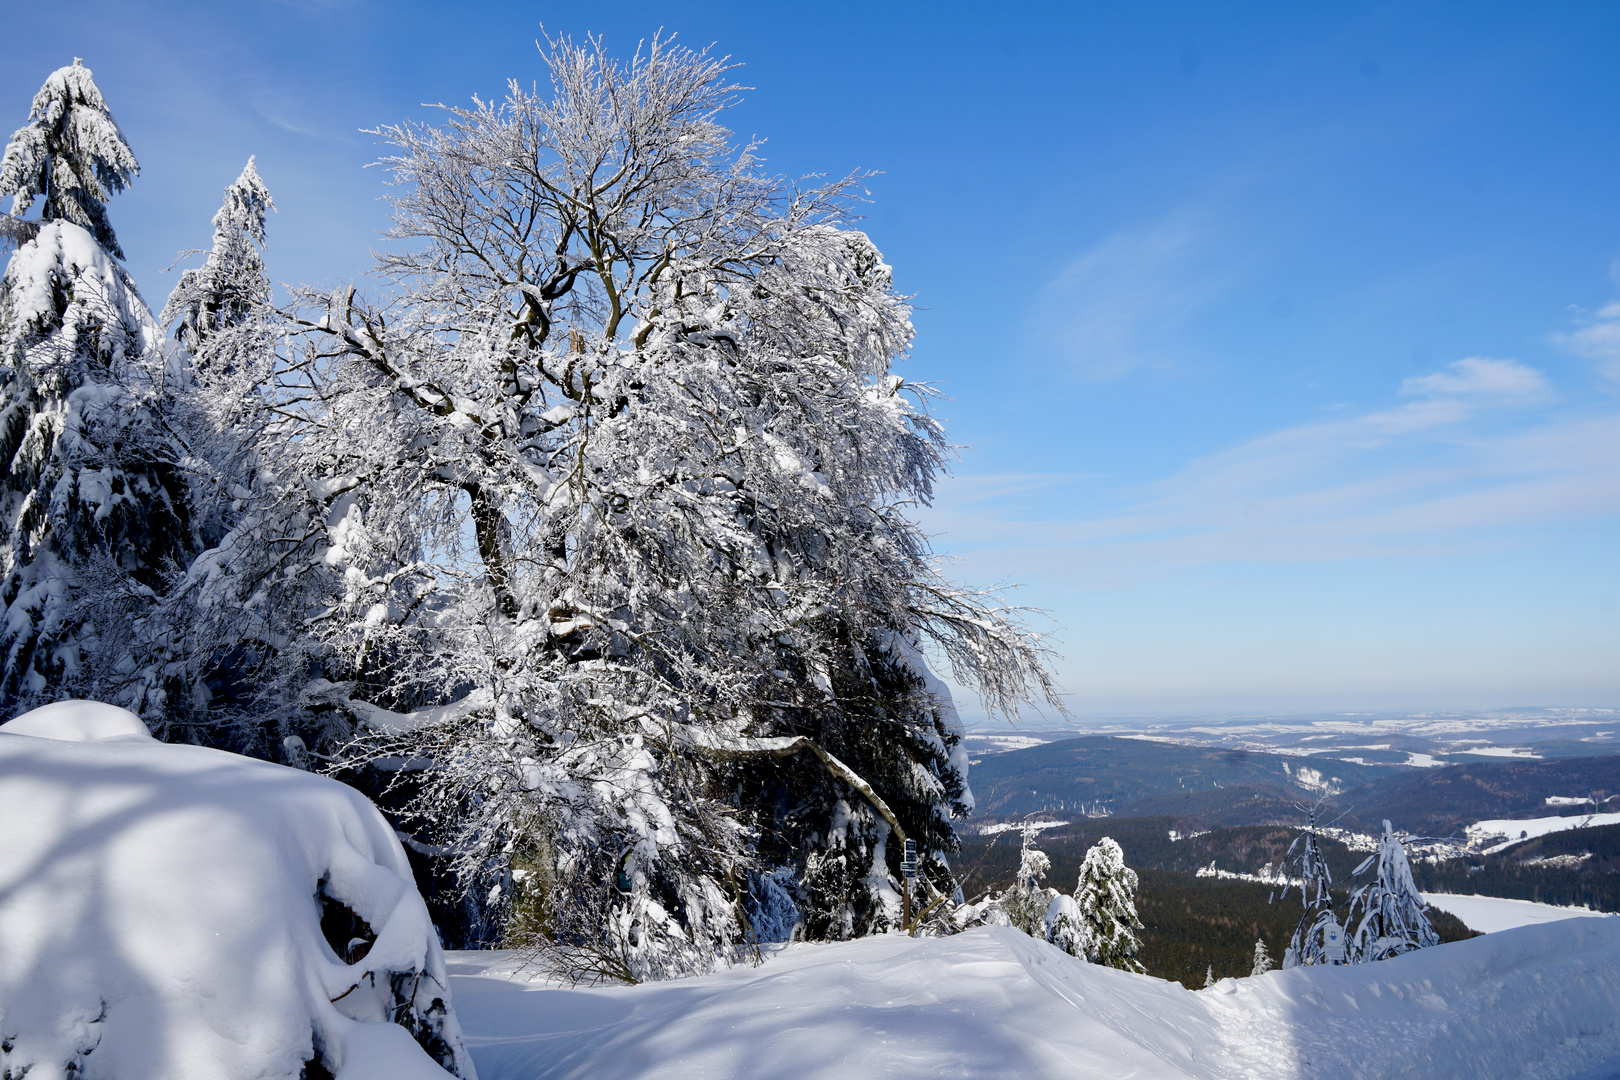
[1422,893,1617,935]
[448,921,1620,1080]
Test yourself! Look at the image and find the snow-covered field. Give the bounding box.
[1468,812,1620,852]
[449,919,1620,1080]
[1423,892,1618,935]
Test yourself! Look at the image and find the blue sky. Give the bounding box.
[8,1,1620,717]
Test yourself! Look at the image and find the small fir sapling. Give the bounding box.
[1251,936,1274,976]
[1345,819,1439,963]
[1275,802,1340,968]
[1001,823,1055,938]
[1072,836,1145,972]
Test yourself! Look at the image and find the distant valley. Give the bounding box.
[966,733,1620,833]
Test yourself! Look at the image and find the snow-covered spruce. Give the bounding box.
[0,60,138,260]
[1071,837,1145,972]
[0,701,475,1080]
[0,63,198,719]
[0,230,189,707]
[1250,936,1274,976]
[1345,819,1439,963]
[128,157,291,734]
[162,156,275,361]
[162,34,1058,975]
[1000,823,1056,938]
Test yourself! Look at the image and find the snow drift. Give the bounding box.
[0,701,475,1080]
[449,920,1620,1080]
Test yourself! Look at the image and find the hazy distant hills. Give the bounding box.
[968,735,1620,831]
[967,736,1396,821]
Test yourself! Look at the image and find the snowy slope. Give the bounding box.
[0,702,474,1080]
[1469,812,1620,853]
[1423,892,1617,934]
[450,921,1620,1080]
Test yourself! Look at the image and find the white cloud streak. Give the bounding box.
[1555,301,1620,382]
[1399,356,1548,399]
[924,359,1620,586]
[1032,207,1243,381]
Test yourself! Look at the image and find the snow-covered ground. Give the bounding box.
[449,919,1620,1080]
[977,819,1069,837]
[1468,812,1620,852]
[1422,892,1618,934]
[0,701,474,1080]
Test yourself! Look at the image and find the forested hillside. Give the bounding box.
[967,737,1394,820]
[1333,757,1620,834]
[968,737,1620,833]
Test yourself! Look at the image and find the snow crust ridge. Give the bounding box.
[447,920,1620,1080]
[0,700,152,741]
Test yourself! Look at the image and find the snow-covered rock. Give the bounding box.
[448,920,1620,1080]
[0,701,475,1080]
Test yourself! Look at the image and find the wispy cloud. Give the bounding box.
[1555,301,1620,382]
[1031,206,1243,381]
[1399,356,1548,400]
[925,356,1620,585]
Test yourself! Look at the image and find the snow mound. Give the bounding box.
[0,700,153,741]
[0,702,475,1080]
[449,920,1620,1080]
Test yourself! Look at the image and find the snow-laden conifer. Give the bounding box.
[1072,836,1145,972]
[172,34,1059,975]
[163,157,274,357]
[1276,803,1340,968]
[0,221,187,707]
[1345,819,1438,963]
[0,61,138,259]
[1251,936,1273,976]
[91,158,290,728]
[1000,823,1055,938]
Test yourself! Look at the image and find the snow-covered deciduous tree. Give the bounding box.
[1345,819,1438,963]
[1073,836,1144,972]
[1251,936,1273,976]
[166,34,1058,976]
[0,60,138,259]
[1276,803,1340,968]
[0,66,191,713]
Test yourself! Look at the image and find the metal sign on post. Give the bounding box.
[1322,915,1346,965]
[900,838,917,930]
